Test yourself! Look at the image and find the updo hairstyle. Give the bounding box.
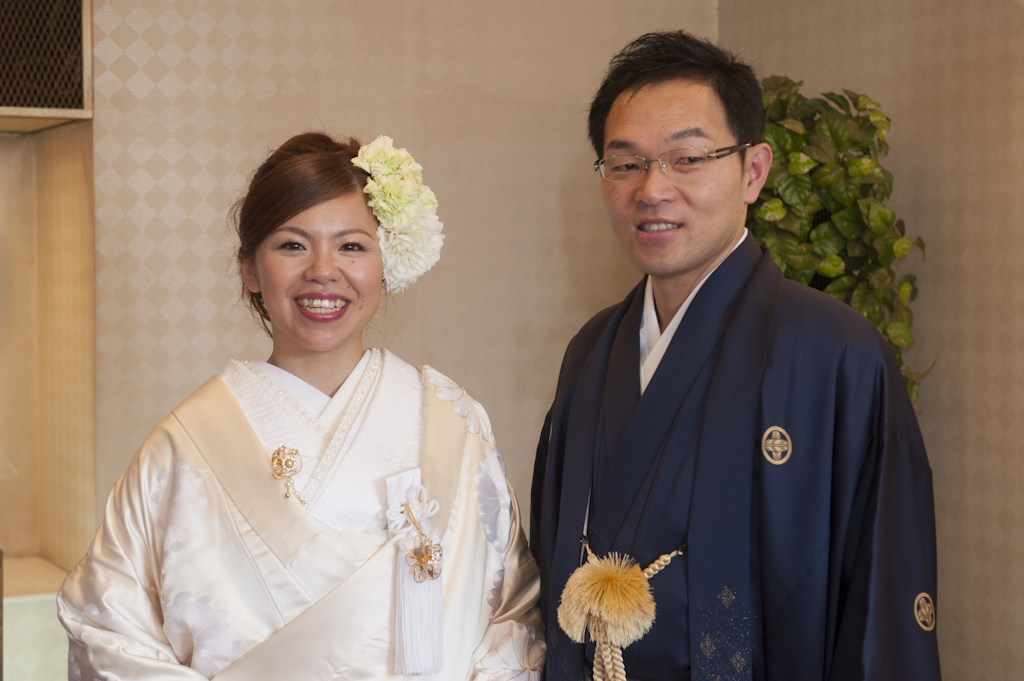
[233,132,372,333]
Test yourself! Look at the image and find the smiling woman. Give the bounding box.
[240,190,384,394]
[56,132,544,680]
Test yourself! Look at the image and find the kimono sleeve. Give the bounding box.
[471,484,546,680]
[57,424,208,681]
[828,351,941,680]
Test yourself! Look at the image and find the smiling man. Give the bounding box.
[530,32,941,680]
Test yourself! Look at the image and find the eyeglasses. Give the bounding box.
[594,143,751,182]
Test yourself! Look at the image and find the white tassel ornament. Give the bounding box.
[386,478,444,674]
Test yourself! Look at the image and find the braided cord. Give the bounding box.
[601,642,614,680]
[580,541,685,681]
[592,627,607,681]
[643,547,684,579]
[590,620,628,681]
[610,645,626,680]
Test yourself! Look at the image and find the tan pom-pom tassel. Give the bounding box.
[558,551,656,648]
[558,544,684,681]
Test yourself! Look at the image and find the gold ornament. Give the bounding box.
[403,502,442,582]
[557,541,683,681]
[270,446,305,504]
[405,533,443,582]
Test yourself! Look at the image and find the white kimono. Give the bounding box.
[57,350,544,680]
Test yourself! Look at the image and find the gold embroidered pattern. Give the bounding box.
[761,426,792,465]
[719,586,735,609]
[915,592,936,631]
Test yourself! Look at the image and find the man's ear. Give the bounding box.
[240,254,260,293]
[743,143,774,205]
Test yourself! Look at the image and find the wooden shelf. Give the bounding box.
[2,556,68,598]
[0,108,92,133]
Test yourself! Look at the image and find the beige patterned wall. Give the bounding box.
[720,0,1024,678]
[91,1,717,522]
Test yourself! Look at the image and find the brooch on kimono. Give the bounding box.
[557,539,684,681]
[270,446,306,505]
[403,502,442,582]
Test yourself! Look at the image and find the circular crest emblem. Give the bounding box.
[915,592,936,631]
[761,426,792,465]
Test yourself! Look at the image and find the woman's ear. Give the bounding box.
[240,254,260,293]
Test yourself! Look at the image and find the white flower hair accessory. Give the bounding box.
[353,136,444,293]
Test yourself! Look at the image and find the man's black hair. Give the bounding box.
[588,31,764,159]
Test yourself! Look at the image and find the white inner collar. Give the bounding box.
[638,228,748,394]
[252,349,372,423]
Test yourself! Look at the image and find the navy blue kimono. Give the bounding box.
[531,235,941,680]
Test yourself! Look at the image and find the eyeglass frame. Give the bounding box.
[593,143,752,181]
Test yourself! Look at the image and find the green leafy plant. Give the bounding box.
[749,76,931,401]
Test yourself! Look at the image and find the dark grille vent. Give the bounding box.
[0,0,83,110]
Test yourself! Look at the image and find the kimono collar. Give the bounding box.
[639,228,750,392]
[686,239,781,679]
[172,377,322,566]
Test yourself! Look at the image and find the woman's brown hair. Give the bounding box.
[233,132,371,334]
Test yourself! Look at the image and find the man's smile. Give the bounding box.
[638,221,681,233]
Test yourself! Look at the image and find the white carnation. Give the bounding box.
[356,136,444,292]
[419,185,438,211]
[368,174,423,228]
[379,209,444,293]
[354,136,423,179]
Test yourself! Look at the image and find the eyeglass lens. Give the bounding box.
[599,149,712,181]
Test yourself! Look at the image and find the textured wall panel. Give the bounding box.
[720,0,1024,677]
[91,1,718,522]
[0,133,39,557]
[35,121,96,572]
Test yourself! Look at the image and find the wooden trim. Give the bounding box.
[82,0,93,114]
[0,107,92,119]
[2,556,67,597]
[0,117,77,133]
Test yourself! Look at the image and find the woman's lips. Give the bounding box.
[295,296,348,321]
